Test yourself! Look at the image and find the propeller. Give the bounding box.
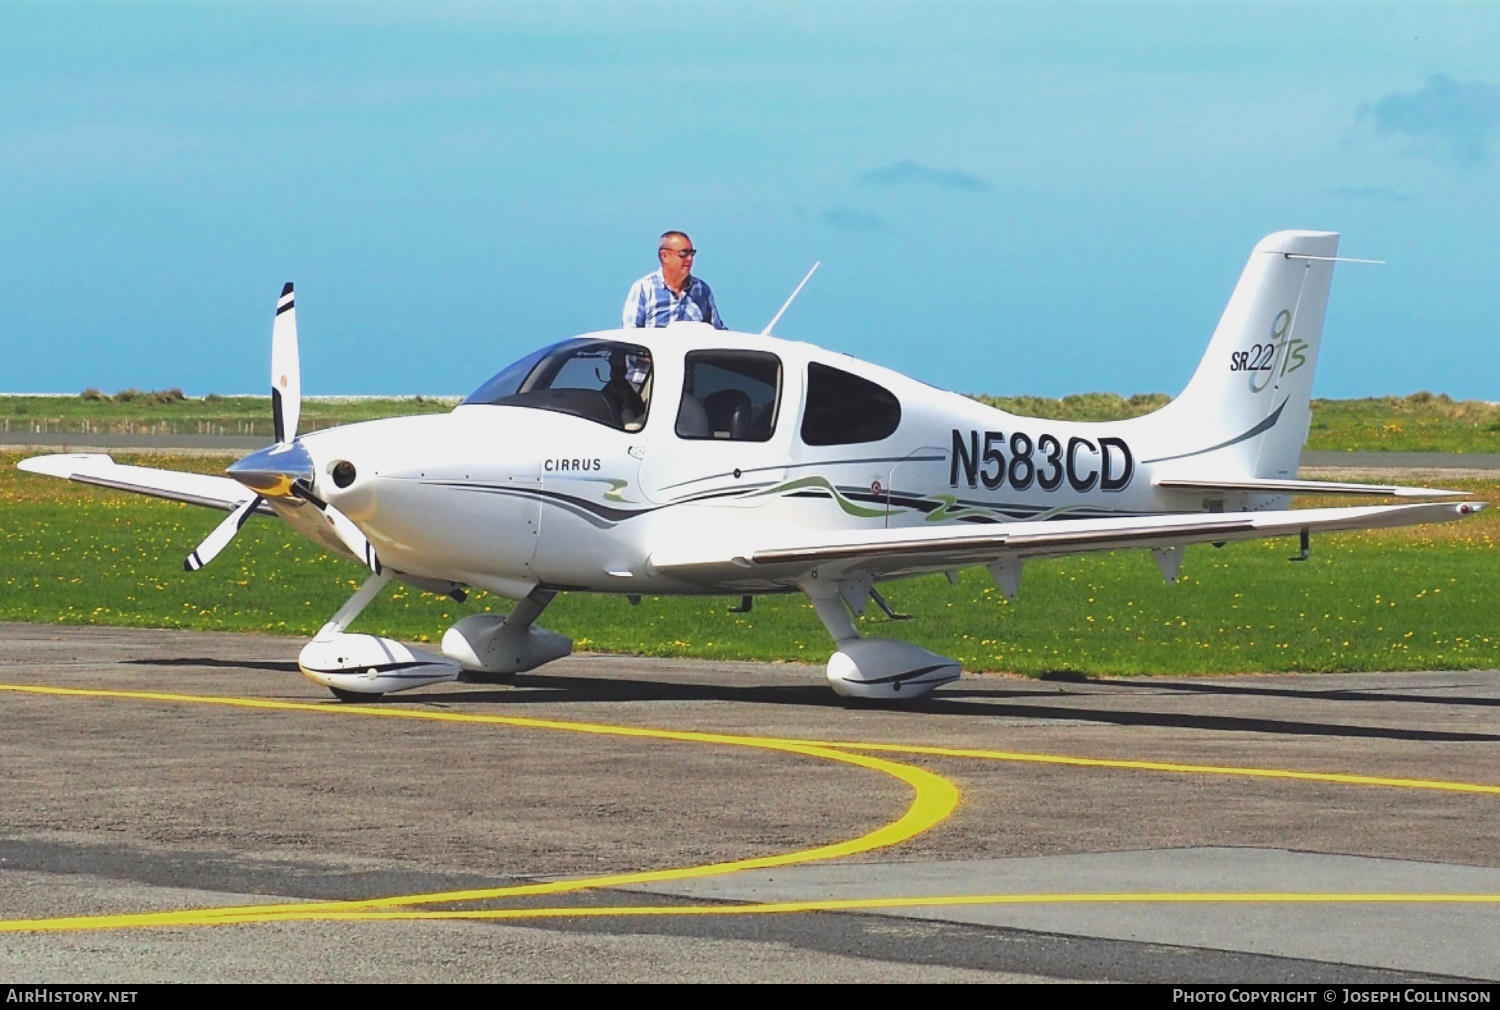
[184,282,382,575]
[306,491,383,574]
[183,495,263,571]
[271,282,300,442]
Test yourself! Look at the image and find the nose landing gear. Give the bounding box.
[298,572,462,701]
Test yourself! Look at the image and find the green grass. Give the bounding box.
[1305,393,1500,454]
[5,453,1497,676]
[7,389,1499,452]
[972,392,1500,453]
[971,392,1173,421]
[0,393,456,438]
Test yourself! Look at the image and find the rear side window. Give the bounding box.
[676,350,781,441]
[800,362,901,445]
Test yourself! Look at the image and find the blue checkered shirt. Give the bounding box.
[622,270,726,329]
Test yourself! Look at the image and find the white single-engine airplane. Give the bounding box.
[21,231,1485,702]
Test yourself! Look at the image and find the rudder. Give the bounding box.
[1146,230,1339,480]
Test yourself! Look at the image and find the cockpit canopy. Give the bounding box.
[467,335,902,446]
[465,338,653,432]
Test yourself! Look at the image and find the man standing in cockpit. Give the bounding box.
[622,230,726,329]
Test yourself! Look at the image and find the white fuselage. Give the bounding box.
[283,324,1279,602]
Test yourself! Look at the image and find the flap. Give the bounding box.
[1155,477,1466,499]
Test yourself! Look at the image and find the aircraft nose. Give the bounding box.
[226,441,316,499]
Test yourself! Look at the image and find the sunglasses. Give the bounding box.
[660,248,697,259]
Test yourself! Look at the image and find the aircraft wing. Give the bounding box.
[648,501,1484,586]
[17,453,271,515]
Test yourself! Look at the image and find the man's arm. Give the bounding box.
[704,285,726,330]
[623,278,648,328]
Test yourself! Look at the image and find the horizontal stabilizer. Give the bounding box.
[18,454,271,514]
[1155,477,1467,499]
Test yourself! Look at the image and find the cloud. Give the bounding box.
[1364,74,1500,165]
[821,206,884,232]
[1329,186,1413,204]
[858,160,991,192]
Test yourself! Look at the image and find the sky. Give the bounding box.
[2,1,1497,400]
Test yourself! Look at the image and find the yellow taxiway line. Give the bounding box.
[824,741,1500,796]
[0,683,957,933]
[2,681,1498,934]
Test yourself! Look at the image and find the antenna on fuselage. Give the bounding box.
[761,261,820,336]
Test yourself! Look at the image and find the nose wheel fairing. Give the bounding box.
[300,634,461,697]
[296,572,460,700]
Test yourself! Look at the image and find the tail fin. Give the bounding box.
[1144,230,1339,479]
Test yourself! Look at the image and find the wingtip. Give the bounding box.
[18,453,111,477]
[281,282,294,296]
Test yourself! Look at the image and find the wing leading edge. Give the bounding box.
[648,501,1485,585]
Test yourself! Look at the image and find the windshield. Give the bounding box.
[465,339,653,432]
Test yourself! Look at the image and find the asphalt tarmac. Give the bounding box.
[2,623,1498,983]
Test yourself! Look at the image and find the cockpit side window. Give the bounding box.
[465,339,653,432]
[676,350,781,442]
[800,362,901,445]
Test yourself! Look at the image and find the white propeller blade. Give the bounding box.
[271,282,301,443]
[319,501,382,575]
[183,496,263,572]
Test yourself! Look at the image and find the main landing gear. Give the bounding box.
[800,576,961,701]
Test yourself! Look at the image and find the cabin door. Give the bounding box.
[639,348,792,505]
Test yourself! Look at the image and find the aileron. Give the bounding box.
[1156,477,1466,499]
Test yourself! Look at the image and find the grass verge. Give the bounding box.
[5,391,1500,453]
[0,394,455,438]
